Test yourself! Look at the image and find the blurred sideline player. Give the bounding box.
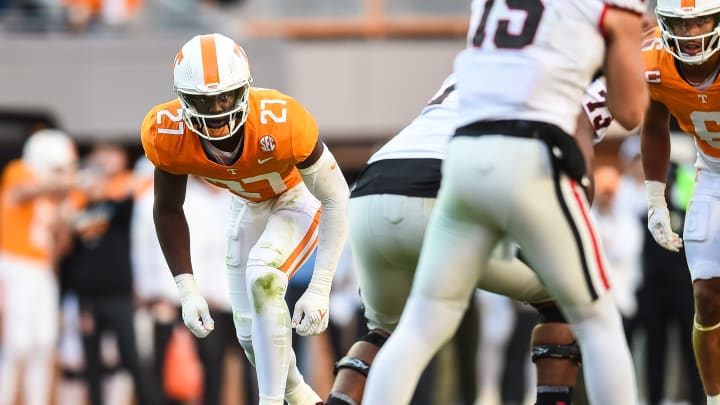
[0,129,78,405]
[641,1,720,402]
[363,0,647,403]
[141,33,349,405]
[326,73,614,405]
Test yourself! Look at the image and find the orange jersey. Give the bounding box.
[141,88,319,202]
[0,160,60,264]
[642,28,720,160]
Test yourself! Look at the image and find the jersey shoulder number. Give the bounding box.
[247,88,319,163]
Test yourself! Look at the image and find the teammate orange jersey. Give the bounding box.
[141,88,319,203]
[642,28,720,159]
[0,160,60,264]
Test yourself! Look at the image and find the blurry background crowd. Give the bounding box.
[0,0,709,404]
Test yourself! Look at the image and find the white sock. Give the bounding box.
[708,394,720,405]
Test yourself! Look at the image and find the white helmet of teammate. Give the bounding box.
[173,33,253,141]
[22,129,77,179]
[656,0,720,64]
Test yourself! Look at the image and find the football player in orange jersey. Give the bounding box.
[641,1,720,403]
[0,129,78,405]
[141,33,349,405]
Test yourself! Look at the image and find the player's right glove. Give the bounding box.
[174,273,215,338]
[646,180,683,252]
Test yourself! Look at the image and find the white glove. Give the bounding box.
[174,274,215,338]
[646,180,683,252]
[292,288,330,336]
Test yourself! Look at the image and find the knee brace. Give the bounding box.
[531,303,581,365]
[531,342,582,364]
[333,329,388,377]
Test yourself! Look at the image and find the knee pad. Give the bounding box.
[531,342,582,365]
[246,265,288,307]
[333,329,388,377]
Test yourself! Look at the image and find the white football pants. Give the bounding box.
[364,136,637,404]
[225,182,322,404]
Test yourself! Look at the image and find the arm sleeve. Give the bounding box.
[298,145,350,294]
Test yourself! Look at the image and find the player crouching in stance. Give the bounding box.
[141,33,349,405]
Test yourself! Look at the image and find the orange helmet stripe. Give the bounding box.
[199,35,220,85]
[174,50,184,67]
[680,0,696,8]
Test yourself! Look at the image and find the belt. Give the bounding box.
[454,119,569,140]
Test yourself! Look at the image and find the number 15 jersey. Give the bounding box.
[454,0,645,136]
[141,88,319,202]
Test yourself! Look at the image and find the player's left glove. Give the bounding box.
[292,287,330,336]
[646,180,683,252]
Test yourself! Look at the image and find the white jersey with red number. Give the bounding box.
[454,0,644,135]
[582,78,613,144]
[369,74,611,164]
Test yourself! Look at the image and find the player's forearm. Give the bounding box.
[153,208,194,277]
[640,128,671,183]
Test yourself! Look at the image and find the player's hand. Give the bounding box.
[648,206,683,252]
[174,274,215,338]
[645,180,683,252]
[292,289,330,336]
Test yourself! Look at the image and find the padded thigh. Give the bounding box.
[348,194,434,332]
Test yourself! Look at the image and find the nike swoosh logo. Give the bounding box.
[257,157,273,164]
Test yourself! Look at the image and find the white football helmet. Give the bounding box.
[656,0,720,64]
[22,129,78,179]
[173,33,253,141]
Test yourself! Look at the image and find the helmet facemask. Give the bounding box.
[176,80,252,141]
[658,12,720,65]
